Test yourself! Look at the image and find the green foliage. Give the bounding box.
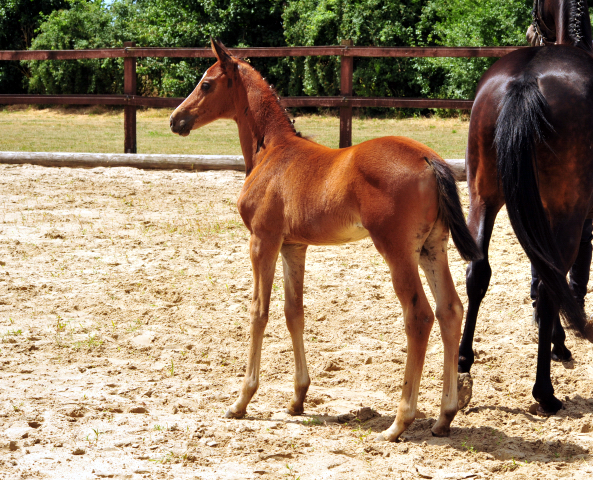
[282,0,533,104]
[27,0,125,94]
[416,0,533,99]
[0,0,68,93]
[282,0,429,99]
[25,0,286,97]
[4,0,593,108]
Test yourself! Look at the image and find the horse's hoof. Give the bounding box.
[457,372,473,410]
[431,426,451,437]
[551,345,572,363]
[457,355,473,374]
[536,397,563,416]
[374,432,387,442]
[284,407,303,416]
[224,408,246,419]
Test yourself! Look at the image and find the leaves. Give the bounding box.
[5,1,593,109]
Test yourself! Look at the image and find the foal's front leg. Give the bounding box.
[225,234,282,418]
[280,243,310,415]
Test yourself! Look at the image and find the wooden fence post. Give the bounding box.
[339,39,353,148]
[124,41,137,154]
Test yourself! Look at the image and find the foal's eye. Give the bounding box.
[201,82,211,91]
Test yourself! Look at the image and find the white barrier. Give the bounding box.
[0,152,466,180]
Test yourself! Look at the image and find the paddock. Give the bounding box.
[1,162,592,479]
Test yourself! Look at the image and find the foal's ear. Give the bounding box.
[210,37,233,68]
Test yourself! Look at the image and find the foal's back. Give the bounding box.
[237,134,443,247]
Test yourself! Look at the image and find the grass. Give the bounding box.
[0,106,469,158]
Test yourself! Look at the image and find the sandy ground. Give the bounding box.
[1,164,593,480]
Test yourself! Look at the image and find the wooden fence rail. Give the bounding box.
[0,44,522,152]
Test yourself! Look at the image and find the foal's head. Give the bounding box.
[170,38,241,136]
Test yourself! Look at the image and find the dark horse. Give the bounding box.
[458,0,593,415]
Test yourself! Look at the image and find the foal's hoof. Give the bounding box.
[457,372,473,410]
[284,407,304,416]
[551,345,572,363]
[224,407,246,419]
[431,425,451,437]
[374,432,390,443]
[285,401,305,416]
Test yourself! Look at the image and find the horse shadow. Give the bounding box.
[240,400,592,465]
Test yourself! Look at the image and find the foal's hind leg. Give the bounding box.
[280,243,311,415]
[225,234,282,419]
[372,244,435,442]
[419,222,464,436]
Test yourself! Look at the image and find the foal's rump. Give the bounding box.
[350,136,479,262]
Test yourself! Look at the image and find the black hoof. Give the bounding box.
[551,345,572,363]
[535,396,563,416]
[457,355,473,374]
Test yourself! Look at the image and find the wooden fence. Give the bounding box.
[0,43,522,152]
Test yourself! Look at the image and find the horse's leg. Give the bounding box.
[458,202,501,373]
[533,218,583,414]
[280,243,310,415]
[373,243,435,442]
[225,233,282,418]
[568,219,592,307]
[551,218,593,362]
[533,281,563,414]
[419,221,464,437]
[532,274,572,362]
[550,313,571,362]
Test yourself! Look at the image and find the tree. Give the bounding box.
[26,0,287,97]
[11,0,591,110]
[0,0,68,93]
[416,0,533,99]
[282,0,430,100]
[27,0,126,94]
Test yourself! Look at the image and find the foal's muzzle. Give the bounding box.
[170,111,193,137]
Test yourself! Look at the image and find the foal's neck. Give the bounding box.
[231,63,297,175]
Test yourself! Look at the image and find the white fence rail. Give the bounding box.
[0,152,466,180]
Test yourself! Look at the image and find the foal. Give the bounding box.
[170,38,479,441]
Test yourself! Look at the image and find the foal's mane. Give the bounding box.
[234,58,298,137]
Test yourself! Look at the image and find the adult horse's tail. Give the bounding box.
[494,75,591,339]
[428,158,481,262]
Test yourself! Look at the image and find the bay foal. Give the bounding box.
[170,38,480,441]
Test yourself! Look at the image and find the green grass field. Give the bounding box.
[0,107,469,158]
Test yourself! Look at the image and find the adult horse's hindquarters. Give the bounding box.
[459,0,593,416]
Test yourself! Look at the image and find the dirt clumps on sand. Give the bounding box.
[1,165,593,479]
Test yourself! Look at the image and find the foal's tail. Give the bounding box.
[494,74,591,339]
[428,158,481,262]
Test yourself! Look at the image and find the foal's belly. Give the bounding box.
[287,221,371,246]
[331,222,371,244]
